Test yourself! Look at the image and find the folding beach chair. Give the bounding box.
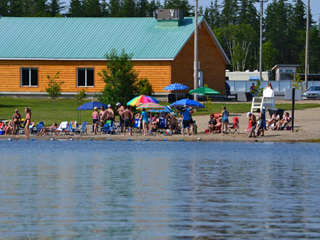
[227,117,239,134]
[36,121,45,134]
[74,121,88,135]
[56,121,69,135]
[102,120,116,134]
[157,118,168,133]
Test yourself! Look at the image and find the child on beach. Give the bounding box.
[221,106,229,135]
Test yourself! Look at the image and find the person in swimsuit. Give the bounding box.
[24,107,31,137]
[266,114,278,130]
[106,104,115,122]
[91,107,100,135]
[274,112,291,130]
[37,122,58,136]
[256,109,265,137]
[12,109,21,137]
[5,120,14,135]
[221,106,229,135]
[121,105,134,136]
[247,112,257,138]
[116,102,125,132]
[140,108,149,136]
[99,106,108,128]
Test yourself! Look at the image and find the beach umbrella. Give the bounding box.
[164,83,190,101]
[148,106,173,113]
[136,103,165,110]
[189,87,220,96]
[76,101,107,110]
[127,95,159,107]
[170,99,205,109]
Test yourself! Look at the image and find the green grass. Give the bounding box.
[1,97,320,126]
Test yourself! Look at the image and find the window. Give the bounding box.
[21,68,38,86]
[77,68,94,87]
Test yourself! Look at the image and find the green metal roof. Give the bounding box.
[0,16,205,60]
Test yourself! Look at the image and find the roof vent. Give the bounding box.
[154,9,184,28]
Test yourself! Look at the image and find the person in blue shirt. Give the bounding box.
[180,105,194,136]
[140,108,149,136]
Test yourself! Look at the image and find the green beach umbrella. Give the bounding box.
[189,87,220,96]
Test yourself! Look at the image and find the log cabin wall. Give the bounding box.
[0,60,171,93]
[171,22,226,95]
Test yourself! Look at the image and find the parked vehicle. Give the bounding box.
[302,86,320,99]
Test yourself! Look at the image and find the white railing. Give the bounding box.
[226,80,320,93]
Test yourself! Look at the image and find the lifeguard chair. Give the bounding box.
[251,88,275,113]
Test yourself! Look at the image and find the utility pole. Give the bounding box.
[194,0,198,101]
[259,0,264,82]
[305,0,310,91]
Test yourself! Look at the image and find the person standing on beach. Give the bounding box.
[116,102,125,132]
[99,106,108,127]
[256,109,265,137]
[121,105,134,136]
[221,106,229,135]
[180,105,194,136]
[91,107,99,135]
[140,108,149,136]
[12,109,21,137]
[106,104,115,122]
[24,107,31,137]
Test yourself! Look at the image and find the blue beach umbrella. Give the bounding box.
[164,83,190,101]
[76,101,108,110]
[170,99,205,109]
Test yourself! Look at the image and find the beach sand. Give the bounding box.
[2,100,320,142]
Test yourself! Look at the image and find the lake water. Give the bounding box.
[1,140,320,239]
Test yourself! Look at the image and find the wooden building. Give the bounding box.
[0,13,230,97]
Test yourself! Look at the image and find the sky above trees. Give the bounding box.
[61,0,320,22]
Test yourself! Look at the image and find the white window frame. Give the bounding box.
[77,68,94,87]
[21,67,38,87]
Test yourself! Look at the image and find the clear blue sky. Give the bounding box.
[63,0,320,22]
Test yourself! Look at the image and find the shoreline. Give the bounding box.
[1,106,320,143]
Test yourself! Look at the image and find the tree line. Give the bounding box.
[0,0,319,74]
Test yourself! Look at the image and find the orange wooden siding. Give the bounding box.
[171,22,226,94]
[0,60,171,93]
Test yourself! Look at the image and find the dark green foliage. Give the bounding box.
[135,0,149,17]
[68,0,82,16]
[108,0,121,17]
[47,0,65,17]
[82,0,101,17]
[135,78,154,95]
[121,0,135,17]
[98,49,139,107]
[0,0,9,16]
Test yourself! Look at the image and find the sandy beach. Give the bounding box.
[1,100,320,142]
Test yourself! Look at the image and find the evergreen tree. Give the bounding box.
[204,0,220,29]
[68,0,83,16]
[221,0,238,26]
[47,0,65,17]
[147,0,160,17]
[265,0,292,64]
[135,0,148,17]
[108,0,121,17]
[101,0,108,17]
[32,0,48,17]
[121,0,135,17]
[164,0,193,17]
[82,0,101,17]
[238,0,258,30]
[198,5,204,16]
[0,0,9,16]
[7,0,25,16]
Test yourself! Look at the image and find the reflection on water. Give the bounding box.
[1,141,320,239]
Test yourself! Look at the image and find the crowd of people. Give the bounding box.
[1,95,291,138]
[2,107,32,137]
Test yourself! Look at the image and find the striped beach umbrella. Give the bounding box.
[127,95,159,106]
[136,103,165,110]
